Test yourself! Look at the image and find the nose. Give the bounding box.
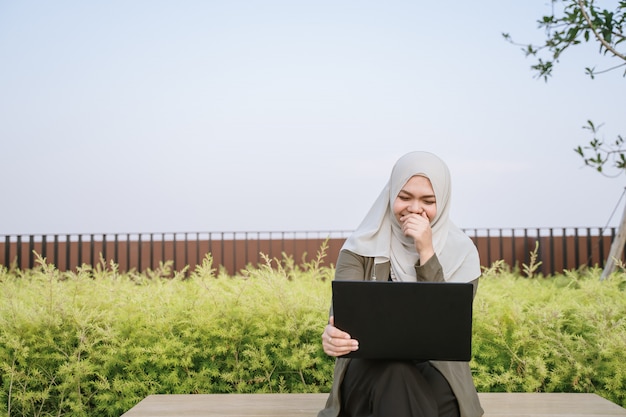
[407,201,422,214]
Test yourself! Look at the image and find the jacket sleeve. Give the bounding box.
[328,250,367,319]
[414,253,444,282]
[335,250,369,281]
[415,255,481,297]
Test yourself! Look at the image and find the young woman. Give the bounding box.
[318,151,484,417]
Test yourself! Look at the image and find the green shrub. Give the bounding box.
[1,250,625,416]
[472,264,626,407]
[0,252,334,417]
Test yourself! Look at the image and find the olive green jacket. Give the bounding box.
[317,250,484,417]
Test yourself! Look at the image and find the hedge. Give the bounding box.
[1,251,625,416]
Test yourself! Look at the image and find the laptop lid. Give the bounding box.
[331,280,474,361]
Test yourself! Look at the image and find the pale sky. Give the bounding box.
[1,0,625,236]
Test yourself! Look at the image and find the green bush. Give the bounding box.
[1,251,625,416]
[472,264,626,407]
[0,252,334,417]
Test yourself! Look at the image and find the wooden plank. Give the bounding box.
[121,392,626,417]
[479,393,626,416]
[121,393,324,417]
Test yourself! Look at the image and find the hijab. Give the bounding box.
[342,151,481,283]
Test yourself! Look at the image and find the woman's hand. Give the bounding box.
[400,211,434,263]
[322,316,359,357]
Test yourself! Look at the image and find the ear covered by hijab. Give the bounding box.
[342,151,481,283]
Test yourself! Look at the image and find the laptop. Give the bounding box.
[331,280,474,361]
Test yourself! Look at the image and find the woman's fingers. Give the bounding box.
[401,213,430,235]
[324,334,359,356]
[322,317,359,356]
[400,213,433,256]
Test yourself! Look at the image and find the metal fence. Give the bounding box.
[0,227,620,276]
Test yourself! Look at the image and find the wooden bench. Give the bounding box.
[121,392,626,416]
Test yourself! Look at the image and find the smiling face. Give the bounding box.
[392,175,437,223]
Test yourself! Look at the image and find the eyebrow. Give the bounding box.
[398,189,436,199]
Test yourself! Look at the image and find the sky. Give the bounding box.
[1,0,625,236]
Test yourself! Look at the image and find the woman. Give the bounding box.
[318,151,484,417]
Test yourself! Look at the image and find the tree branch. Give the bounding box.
[577,0,626,61]
[589,62,626,75]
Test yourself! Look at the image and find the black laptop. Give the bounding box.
[331,280,474,361]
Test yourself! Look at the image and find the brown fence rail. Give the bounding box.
[0,227,621,276]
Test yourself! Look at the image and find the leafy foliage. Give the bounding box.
[503,0,626,80]
[1,251,626,416]
[574,120,626,176]
[504,0,626,175]
[472,266,626,407]
[0,253,334,417]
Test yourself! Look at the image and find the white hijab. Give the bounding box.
[342,151,480,283]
